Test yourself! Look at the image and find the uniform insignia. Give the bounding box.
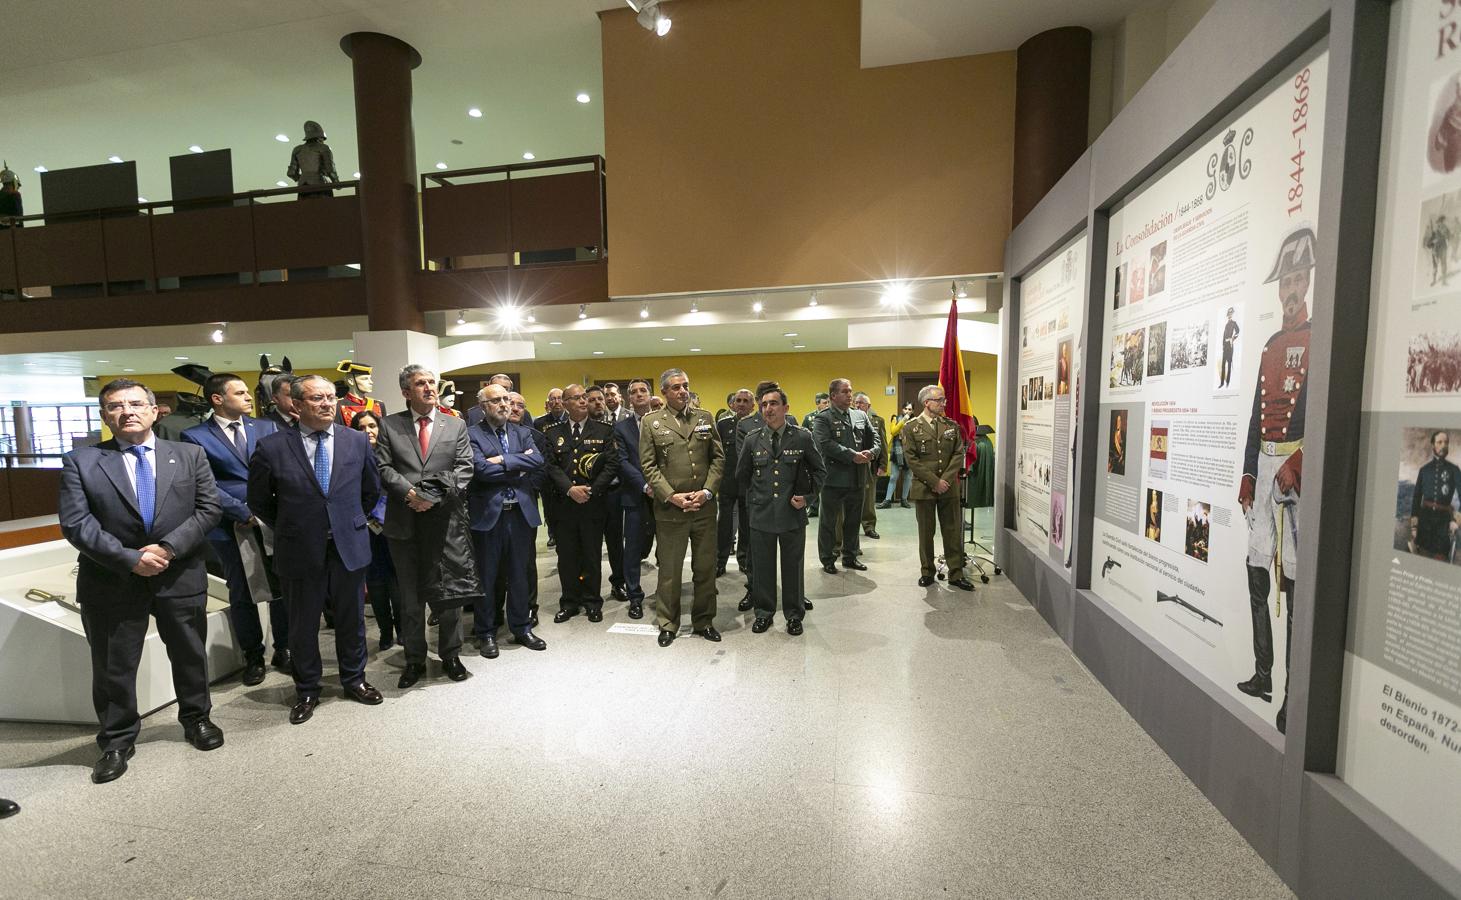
[557,436,565,446]
[1285,346,1305,368]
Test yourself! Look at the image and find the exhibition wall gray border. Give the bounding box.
[999,0,1459,894]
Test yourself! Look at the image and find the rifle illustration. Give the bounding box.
[1100,557,1121,578]
[1157,591,1223,627]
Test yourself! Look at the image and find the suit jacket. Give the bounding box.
[735,423,825,533]
[59,438,222,605]
[614,413,650,508]
[811,406,882,489]
[373,410,473,541]
[265,409,298,431]
[717,415,742,499]
[901,414,967,500]
[543,417,619,509]
[181,415,278,541]
[247,425,381,578]
[468,420,545,530]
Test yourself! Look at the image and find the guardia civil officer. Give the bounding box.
[811,379,880,573]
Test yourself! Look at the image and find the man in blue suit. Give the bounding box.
[59,379,225,783]
[182,373,288,685]
[468,383,548,657]
[247,374,383,725]
[614,379,657,619]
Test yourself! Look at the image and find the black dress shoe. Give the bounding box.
[587,608,604,623]
[842,559,868,571]
[737,596,754,612]
[441,655,471,682]
[553,608,579,623]
[92,746,135,784]
[289,695,320,725]
[241,659,266,686]
[628,601,644,619]
[657,629,676,647]
[427,610,440,627]
[610,587,628,602]
[876,501,891,509]
[529,605,540,627]
[900,501,911,509]
[184,717,224,751]
[1276,702,1287,735]
[1237,674,1273,702]
[378,639,396,653]
[803,599,813,610]
[398,662,426,688]
[344,681,384,705]
[807,510,818,518]
[918,575,936,587]
[787,619,804,636]
[480,635,500,659]
[864,529,880,539]
[715,563,727,576]
[270,649,292,673]
[821,562,837,574]
[513,630,547,651]
[949,577,975,591]
[0,798,18,819]
[693,626,722,642]
[751,616,772,633]
[546,536,557,549]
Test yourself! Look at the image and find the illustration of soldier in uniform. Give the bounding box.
[1235,225,1315,735]
[1425,213,1453,286]
[1219,307,1240,388]
[1409,430,1461,561]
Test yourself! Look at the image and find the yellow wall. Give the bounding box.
[452,348,997,442]
[97,369,342,401]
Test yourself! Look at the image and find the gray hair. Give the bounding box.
[399,364,435,390]
[489,373,513,389]
[477,386,490,402]
[659,367,688,391]
[852,391,871,403]
[917,384,944,406]
[291,374,334,401]
[98,378,157,408]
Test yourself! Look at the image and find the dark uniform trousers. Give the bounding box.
[914,493,964,578]
[751,528,805,621]
[655,502,719,630]
[474,504,538,636]
[554,498,608,612]
[818,483,865,565]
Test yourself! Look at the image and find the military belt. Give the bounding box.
[1260,439,1302,456]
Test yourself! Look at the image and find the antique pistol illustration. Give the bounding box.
[1157,591,1223,627]
[1101,557,1121,578]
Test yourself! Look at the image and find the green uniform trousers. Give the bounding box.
[749,527,806,621]
[914,494,965,579]
[653,502,719,631]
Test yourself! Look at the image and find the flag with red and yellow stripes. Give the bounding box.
[938,296,978,467]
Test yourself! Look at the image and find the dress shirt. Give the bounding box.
[411,406,439,444]
[299,423,336,466]
[116,432,158,495]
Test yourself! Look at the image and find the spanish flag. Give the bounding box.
[938,294,978,467]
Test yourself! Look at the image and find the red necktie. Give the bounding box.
[417,416,430,457]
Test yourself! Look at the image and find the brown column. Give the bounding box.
[1012,27,1092,226]
[341,32,424,332]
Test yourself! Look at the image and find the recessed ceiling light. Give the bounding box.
[95,359,110,363]
[108,155,123,163]
[522,152,536,160]
[188,145,204,154]
[174,356,189,360]
[137,197,147,203]
[33,165,47,173]
[689,299,699,313]
[881,282,911,306]
[345,263,362,270]
[783,332,798,337]
[435,162,448,170]
[592,350,604,355]
[276,180,289,187]
[808,292,819,307]
[793,344,806,349]
[22,362,35,367]
[549,340,563,346]
[123,368,135,372]
[275,133,289,142]
[752,299,764,313]
[352,171,361,179]
[456,310,466,325]
[210,327,226,343]
[689,347,702,352]
[468,108,483,118]
[577,304,587,320]
[576,92,591,104]
[640,304,650,319]
[661,337,675,342]
[526,311,537,324]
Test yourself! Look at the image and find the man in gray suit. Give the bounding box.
[812,378,881,573]
[59,378,225,784]
[375,364,478,688]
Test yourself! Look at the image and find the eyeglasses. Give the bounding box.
[303,394,337,404]
[103,400,152,412]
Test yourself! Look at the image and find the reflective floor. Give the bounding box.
[0,508,1291,899]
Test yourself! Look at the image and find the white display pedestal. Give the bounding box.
[0,539,253,724]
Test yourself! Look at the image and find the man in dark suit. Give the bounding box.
[812,379,881,573]
[374,365,479,688]
[468,383,549,657]
[467,374,532,429]
[717,388,755,603]
[534,387,567,549]
[586,384,626,601]
[544,384,620,623]
[265,375,299,430]
[614,379,656,619]
[181,373,288,686]
[59,378,225,783]
[247,374,384,725]
[737,383,825,634]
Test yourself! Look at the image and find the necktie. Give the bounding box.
[228,421,246,457]
[498,427,516,501]
[312,431,331,494]
[130,445,155,531]
[573,422,581,440]
[772,429,781,457]
[417,416,430,457]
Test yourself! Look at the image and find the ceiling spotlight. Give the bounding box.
[661,337,675,342]
[276,180,289,187]
[629,0,671,35]
[549,340,563,346]
[108,155,123,163]
[497,305,524,328]
[640,304,650,319]
[954,280,969,299]
[576,92,591,104]
[526,310,537,324]
[456,310,466,325]
[689,298,699,313]
[523,152,536,160]
[808,292,819,307]
[792,344,806,350]
[468,107,483,118]
[137,197,147,203]
[577,304,588,320]
[752,299,764,314]
[95,359,110,363]
[174,356,190,361]
[881,282,911,306]
[33,165,47,173]
[352,171,361,179]
[783,332,798,337]
[689,347,702,352]
[436,162,448,170]
[188,145,204,154]
[123,368,135,372]
[275,134,289,142]
[592,350,605,355]
[210,325,226,343]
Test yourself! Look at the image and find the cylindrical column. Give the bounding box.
[1012,27,1092,226]
[341,32,424,332]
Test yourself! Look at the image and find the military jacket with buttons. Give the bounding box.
[543,417,619,506]
[639,406,724,507]
[1242,319,1309,479]
[811,406,882,489]
[1412,455,1461,556]
[902,414,966,501]
[736,423,826,533]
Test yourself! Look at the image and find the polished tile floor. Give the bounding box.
[0,509,1291,899]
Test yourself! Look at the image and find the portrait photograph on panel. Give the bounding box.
[1394,426,1461,563]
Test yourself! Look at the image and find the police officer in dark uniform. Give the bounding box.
[737,383,825,635]
[1410,430,1461,561]
[543,384,620,623]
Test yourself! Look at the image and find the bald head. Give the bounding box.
[481,383,511,428]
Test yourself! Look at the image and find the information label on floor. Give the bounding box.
[1016,232,1086,566]
[1087,43,1328,733]
[1335,0,1461,869]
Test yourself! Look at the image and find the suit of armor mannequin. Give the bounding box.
[287,121,339,198]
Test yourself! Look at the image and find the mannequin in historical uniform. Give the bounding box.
[287,121,339,197]
[336,360,384,428]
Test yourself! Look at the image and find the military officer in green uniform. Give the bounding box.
[641,368,725,647]
[903,384,974,591]
[812,379,881,573]
[854,391,887,540]
[736,383,825,635]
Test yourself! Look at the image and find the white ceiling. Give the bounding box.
[859,0,1143,68]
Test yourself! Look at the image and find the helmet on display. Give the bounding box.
[1263,225,1316,284]
[303,120,326,141]
[0,162,18,188]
